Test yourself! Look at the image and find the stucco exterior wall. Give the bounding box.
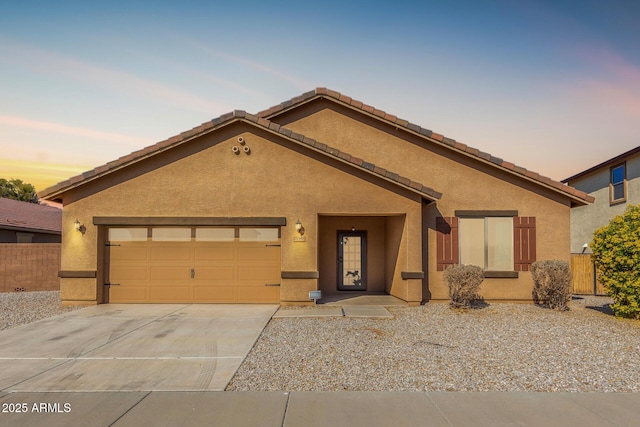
[568,152,640,253]
[59,122,423,304]
[273,102,572,300]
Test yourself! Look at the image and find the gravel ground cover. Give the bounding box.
[227,296,640,392]
[0,291,84,330]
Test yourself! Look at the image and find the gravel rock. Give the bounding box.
[227,296,640,392]
[0,291,85,330]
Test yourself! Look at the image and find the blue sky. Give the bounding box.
[1,0,638,190]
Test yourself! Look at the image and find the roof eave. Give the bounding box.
[0,225,61,234]
[562,145,640,183]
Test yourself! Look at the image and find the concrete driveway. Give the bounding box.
[0,304,278,392]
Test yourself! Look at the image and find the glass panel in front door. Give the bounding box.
[338,232,366,291]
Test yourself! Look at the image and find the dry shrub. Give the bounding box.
[443,264,484,309]
[531,260,572,311]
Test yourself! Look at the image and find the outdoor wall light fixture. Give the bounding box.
[295,219,305,236]
[74,219,85,234]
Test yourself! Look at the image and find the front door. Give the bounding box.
[337,231,367,291]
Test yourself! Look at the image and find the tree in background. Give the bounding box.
[591,204,640,319]
[0,178,39,204]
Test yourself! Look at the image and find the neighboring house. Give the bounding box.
[562,145,640,254]
[0,198,62,292]
[40,88,592,306]
[0,197,61,243]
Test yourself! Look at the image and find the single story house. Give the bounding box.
[0,197,62,292]
[562,145,640,254]
[0,197,61,243]
[40,88,592,306]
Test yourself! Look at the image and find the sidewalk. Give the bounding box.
[1,391,638,426]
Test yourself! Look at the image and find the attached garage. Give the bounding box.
[106,226,281,303]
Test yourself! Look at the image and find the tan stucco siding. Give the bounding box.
[568,152,640,253]
[60,123,422,304]
[276,105,572,300]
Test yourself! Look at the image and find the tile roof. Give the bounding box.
[39,88,593,205]
[0,197,62,233]
[39,111,441,202]
[257,88,594,204]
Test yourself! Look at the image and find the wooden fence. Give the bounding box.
[570,254,606,295]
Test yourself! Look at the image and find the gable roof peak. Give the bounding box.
[39,106,441,202]
[258,87,593,205]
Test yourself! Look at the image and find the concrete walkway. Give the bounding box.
[273,305,393,318]
[273,294,401,318]
[0,391,637,426]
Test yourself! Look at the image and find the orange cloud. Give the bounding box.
[1,158,89,192]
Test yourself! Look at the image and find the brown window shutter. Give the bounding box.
[514,217,536,271]
[436,217,459,271]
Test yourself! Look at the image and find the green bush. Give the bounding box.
[443,264,483,309]
[591,204,640,319]
[531,260,572,311]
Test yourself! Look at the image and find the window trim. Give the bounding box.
[458,215,515,272]
[484,271,518,278]
[610,162,627,205]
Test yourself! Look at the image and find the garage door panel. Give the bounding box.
[194,246,237,261]
[111,266,149,281]
[238,265,280,281]
[193,287,237,302]
[238,247,280,262]
[237,286,280,303]
[194,266,235,281]
[151,246,191,261]
[110,286,147,302]
[149,286,192,301]
[110,246,149,262]
[150,266,191,281]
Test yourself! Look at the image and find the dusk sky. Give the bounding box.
[1,1,638,192]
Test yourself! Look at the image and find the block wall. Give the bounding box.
[0,244,61,292]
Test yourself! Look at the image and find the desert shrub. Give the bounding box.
[531,260,572,310]
[443,264,483,309]
[591,204,640,319]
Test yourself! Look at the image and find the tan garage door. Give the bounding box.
[107,227,281,303]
